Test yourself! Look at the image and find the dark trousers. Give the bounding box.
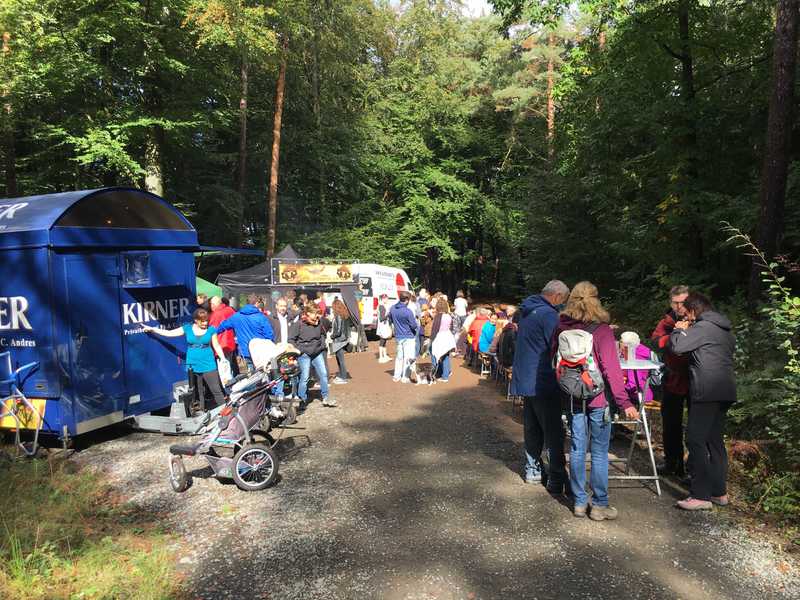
[193,370,225,410]
[661,390,688,469]
[686,401,730,500]
[523,394,567,481]
[335,348,349,379]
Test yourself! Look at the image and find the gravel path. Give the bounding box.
[74,343,800,600]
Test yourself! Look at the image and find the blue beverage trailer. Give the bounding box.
[0,187,199,441]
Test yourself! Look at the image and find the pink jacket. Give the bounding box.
[623,343,654,405]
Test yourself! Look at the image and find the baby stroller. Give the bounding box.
[168,341,301,493]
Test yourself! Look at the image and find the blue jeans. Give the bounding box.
[393,338,416,379]
[297,353,329,402]
[569,407,611,507]
[432,353,451,379]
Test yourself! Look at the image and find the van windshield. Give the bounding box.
[358,276,373,295]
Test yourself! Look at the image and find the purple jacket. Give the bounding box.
[555,316,633,411]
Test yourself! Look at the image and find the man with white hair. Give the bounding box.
[511,280,571,490]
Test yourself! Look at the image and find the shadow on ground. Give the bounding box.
[182,355,792,600]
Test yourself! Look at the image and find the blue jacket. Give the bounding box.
[510,294,559,397]
[216,304,274,358]
[389,301,417,340]
[479,322,496,353]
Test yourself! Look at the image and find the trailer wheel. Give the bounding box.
[169,455,190,493]
[232,444,278,491]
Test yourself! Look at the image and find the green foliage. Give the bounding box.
[722,226,800,465]
[0,454,178,600]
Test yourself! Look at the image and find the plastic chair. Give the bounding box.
[0,351,43,457]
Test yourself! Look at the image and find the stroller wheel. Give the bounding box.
[232,444,278,491]
[169,455,191,493]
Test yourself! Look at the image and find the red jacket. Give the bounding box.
[651,311,690,395]
[469,315,489,352]
[210,305,236,354]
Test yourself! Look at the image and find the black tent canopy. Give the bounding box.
[215,245,367,350]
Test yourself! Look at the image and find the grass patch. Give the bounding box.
[0,450,181,600]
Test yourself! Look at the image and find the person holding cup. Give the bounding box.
[669,292,736,510]
[651,285,691,477]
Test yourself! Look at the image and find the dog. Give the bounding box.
[408,358,435,385]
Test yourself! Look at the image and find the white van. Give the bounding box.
[351,264,412,329]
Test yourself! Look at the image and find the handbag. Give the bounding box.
[377,320,393,339]
[217,358,233,386]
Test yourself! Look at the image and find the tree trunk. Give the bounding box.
[2,31,17,197]
[312,15,325,214]
[143,127,163,195]
[749,0,800,303]
[238,56,248,199]
[546,31,556,158]
[267,38,288,258]
[236,55,248,246]
[673,0,703,262]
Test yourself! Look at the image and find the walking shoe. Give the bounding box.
[589,505,619,521]
[332,377,348,385]
[524,470,542,484]
[573,504,588,518]
[322,397,337,407]
[400,378,410,384]
[439,378,449,383]
[676,497,713,511]
[710,495,729,507]
[392,377,401,382]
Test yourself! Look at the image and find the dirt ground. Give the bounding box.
[73,341,800,600]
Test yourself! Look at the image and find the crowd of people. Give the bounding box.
[158,280,737,518]
[376,280,737,519]
[147,291,362,413]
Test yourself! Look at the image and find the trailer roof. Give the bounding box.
[0,187,198,250]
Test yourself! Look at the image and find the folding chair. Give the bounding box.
[478,352,491,378]
[0,351,43,457]
[505,367,523,416]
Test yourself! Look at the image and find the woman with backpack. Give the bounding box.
[555,281,639,521]
[669,292,736,511]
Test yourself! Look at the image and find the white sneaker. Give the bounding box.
[333,377,348,384]
[392,377,401,382]
[323,397,338,407]
[400,378,410,384]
